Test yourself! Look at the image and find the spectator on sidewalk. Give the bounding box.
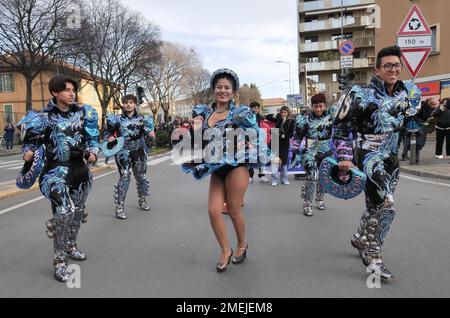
[3,122,15,152]
[432,98,450,159]
[401,96,438,163]
[248,101,269,183]
[270,106,295,186]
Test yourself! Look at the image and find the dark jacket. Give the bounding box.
[433,106,450,129]
[3,124,15,141]
[276,118,295,164]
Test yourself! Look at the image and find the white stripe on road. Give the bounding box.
[0,160,22,165]
[6,165,23,170]
[0,162,24,168]
[401,174,450,188]
[0,180,15,186]
[0,170,118,216]
[148,156,171,166]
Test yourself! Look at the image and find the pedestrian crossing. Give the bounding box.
[0,155,177,172]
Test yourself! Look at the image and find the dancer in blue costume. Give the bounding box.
[18,76,99,282]
[104,95,155,220]
[333,46,438,280]
[294,93,335,216]
[182,69,270,272]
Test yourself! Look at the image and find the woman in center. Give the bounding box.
[182,69,269,273]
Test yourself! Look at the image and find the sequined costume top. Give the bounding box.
[294,106,336,161]
[332,76,430,163]
[181,102,271,180]
[19,99,100,163]
[104,112,154,152]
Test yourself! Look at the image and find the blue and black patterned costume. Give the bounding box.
[294,106,335,215]
[332,75,431,278]
[181,102,270,180]
[18,99,99,282]
[104,111,154,217]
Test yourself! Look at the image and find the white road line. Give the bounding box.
[0,162,24,168]
[0,180,15,186]
[148,156,171,166]
[0,170,118,216]
[6,165,23,170]
[0,160,22,165]
[401,174,450,188]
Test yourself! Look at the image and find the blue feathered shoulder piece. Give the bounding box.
[231,105,257,128]
[192,104,212,119]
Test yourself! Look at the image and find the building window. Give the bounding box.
[431,25,439,54]
[305,35,319,43]
[3,104,14,123]
[331,32,353,41]
[0,74,15,93]
[332,74,338,82]
[305,15,318,23]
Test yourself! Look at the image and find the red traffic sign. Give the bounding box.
[401,47,432,78]
[397,4,432,36]
[339,41,354,56]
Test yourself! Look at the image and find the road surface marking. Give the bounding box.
[0,170,117,216]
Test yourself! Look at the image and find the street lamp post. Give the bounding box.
[276,60,292,95]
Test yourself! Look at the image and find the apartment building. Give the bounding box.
[297,0,377,104]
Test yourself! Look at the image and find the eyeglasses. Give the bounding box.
[382,63,403,71]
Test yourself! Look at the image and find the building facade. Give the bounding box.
[375,0,450,101]
[0,63,116,132]
[262,98,288,115]
[297,0,377,104]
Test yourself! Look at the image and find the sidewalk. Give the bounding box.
[0,145,22,157]
[399,135,450,180]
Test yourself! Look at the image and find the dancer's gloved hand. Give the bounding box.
[108,136,116,143]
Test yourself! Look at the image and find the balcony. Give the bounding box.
[300,16,371,33]
[300,40,338,52]
[299,0,375,12]
[300,36,374,53]
[300,58,373,72]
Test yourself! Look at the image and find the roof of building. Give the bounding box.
[262,98,287,107]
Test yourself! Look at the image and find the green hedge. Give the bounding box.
[155,130,170,147]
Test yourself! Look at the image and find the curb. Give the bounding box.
[400,166,450,181]
[0,149,170,201]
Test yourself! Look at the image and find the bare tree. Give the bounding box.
[144,42,198,122]
[239,83,262,106]
[0,0,71,110]
[182,66,211,107]
[67,0,161,128]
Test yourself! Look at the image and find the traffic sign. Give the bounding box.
[397,4,432,36]
[397,4,432,79]
[339,41,354,56]
[401,47,432,78]
[340,55,353,69]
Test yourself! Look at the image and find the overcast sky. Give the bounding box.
[121,0,299,99]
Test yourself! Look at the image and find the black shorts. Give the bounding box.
[213,164,247,181]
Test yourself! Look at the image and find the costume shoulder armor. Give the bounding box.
[404,81,422,109]
[295,113,309,129]
[143,115,155,132]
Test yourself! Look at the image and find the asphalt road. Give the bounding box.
[0,153,449,298]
